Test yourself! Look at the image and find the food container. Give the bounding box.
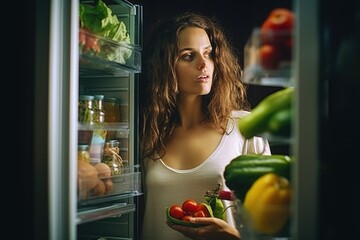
[79,29,142,75]
[232,197,291,240]
[78,164,141,206]
[243,28,293,87]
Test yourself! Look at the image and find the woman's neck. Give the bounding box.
[177,96,204,129]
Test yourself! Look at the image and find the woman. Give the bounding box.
[139,12,271,240]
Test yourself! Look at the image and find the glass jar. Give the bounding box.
[78,95,95,145]
[102,140,123,175]
[103,97,120,123]
[78,95,95,123]
[94,94,105,123]
[77,144,90,163]
[103,97,120,140]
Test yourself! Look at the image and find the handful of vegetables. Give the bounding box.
[166,185,233,226]
[239,87,294,139]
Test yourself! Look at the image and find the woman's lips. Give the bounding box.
[196,75,210,83]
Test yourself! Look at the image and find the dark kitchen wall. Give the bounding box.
[131,0,292,107]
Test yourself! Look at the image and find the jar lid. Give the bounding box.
[78,144,90,150]
[94,94,105,100]
[79,95,94,100]
[105,139,119,147]
[104,97,118,103]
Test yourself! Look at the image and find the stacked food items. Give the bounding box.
[166,185,234,226]
[224,154,292,235]
[78,94,125,201]
[243,8,294,86]
[259,8,294,70]
[78,158,114,200]
[224,88,294,236]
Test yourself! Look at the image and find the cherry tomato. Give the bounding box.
[193,210,206,217]
[182,215,192,222]
[169,205,185,220]
[195,203,211,217]
[182,199,198,215]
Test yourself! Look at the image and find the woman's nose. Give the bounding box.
[198,59,206,70]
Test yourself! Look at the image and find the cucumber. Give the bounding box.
[267,107,292,137]
[238,87,294,139]
[224,154,292,201]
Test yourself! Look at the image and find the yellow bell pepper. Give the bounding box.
[243,173,291,235]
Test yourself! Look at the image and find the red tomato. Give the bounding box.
[195,203,211,217]
[261,8,294,46]
[182,215,192,222]
[182,199,198,215]
[84,35,100,53]
[260,44,280,70]
[261,8,294,31]
[169,205,185,220]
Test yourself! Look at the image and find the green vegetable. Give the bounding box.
[224,154,292,201]
[238,87,294,139]
[267,107,292,136]
[79,0,132,63]
[205,196,226,220]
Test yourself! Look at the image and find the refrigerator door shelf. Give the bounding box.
[77,202,135,224]
[78,122,130,132]
[78,168,142,206]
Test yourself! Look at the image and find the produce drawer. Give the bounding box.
[78,165,142,206]
[79,0,142,76]
[79,29,141,75]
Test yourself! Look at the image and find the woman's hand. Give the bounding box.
[166,217,241,240]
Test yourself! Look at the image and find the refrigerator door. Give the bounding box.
[32,0,142,239]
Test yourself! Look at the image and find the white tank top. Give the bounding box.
[140,110,271,240]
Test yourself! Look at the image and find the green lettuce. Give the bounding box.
[80,0,132,64]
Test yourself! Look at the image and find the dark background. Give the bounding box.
[131,0,291,108]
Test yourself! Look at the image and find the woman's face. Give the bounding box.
[175,27,214,97]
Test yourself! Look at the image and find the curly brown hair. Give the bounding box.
[139,11,249,160]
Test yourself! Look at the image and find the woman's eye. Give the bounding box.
[204,51,212,58]
[181,53,194,61]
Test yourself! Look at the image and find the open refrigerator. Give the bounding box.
[32,0,143,239]
[26,0,360,239]
[232,0,360,239]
